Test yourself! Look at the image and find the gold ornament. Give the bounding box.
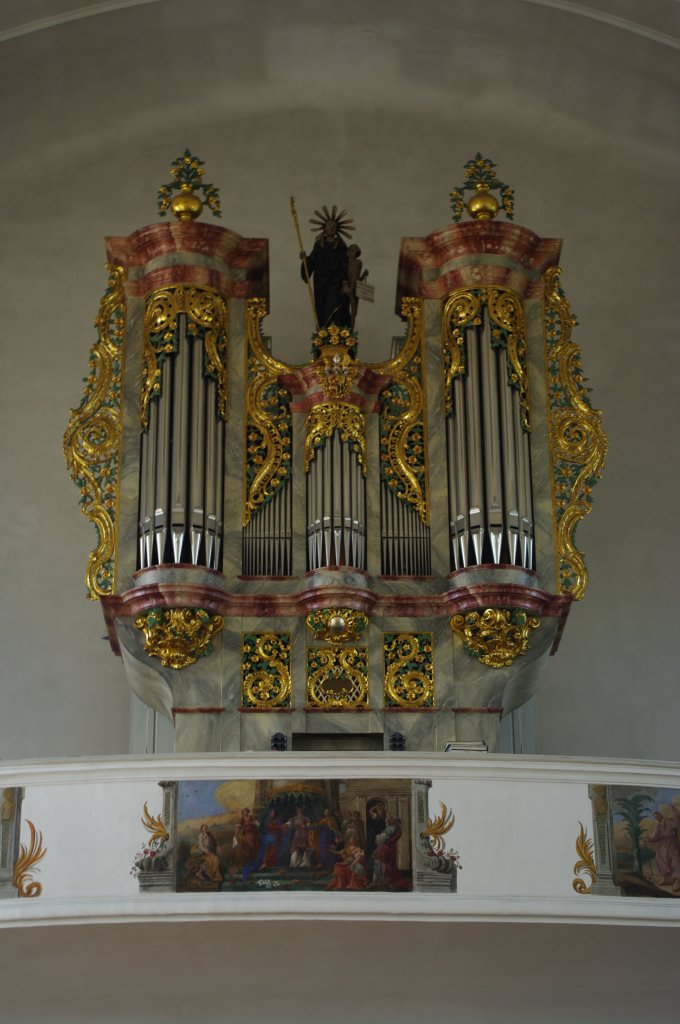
[141,802,169,846]
[157,150,221,222]
[383,633,434,708]
[572,822,597,894]
[451,608,540,668]
[63,263,126,599]
[12,820,46,898]
[420,802,455,856]
[306,608,368,645]
[442,287,530,429]
[449,153,514,223]
[141,285,229,430]
[375,298,430,526]
[134,607,223,669]
[543,267,607,599]
[242,633,292,708]
[243,299,293,526]
[316,347,358,400]
[305,402,366,475]
[306,648,368,709]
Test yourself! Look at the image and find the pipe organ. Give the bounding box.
[64,152,607,754]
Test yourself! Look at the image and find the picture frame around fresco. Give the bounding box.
[175,778,414,893]
[609,784,680,898]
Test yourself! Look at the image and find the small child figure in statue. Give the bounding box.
[345,243,369,330]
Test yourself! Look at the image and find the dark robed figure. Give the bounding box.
[299,205,355,330]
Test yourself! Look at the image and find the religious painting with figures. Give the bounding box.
[175,779,413,892]
[609,784,680,898]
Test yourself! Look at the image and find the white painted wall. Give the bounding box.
[1,0,678,761]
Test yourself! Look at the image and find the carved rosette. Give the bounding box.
[376,298,429,525]
[243,299,293,526]
[241,633,292,708]
[306,648,368,709]
[543,267,607,599]
[450,607,539,668]
[383,633,434,708]
[141,284,229,429]
[134,607,223,669]
[441,286,530,429]
[572,821,597,894]
[306,608,368,645]
[63,264,126,599]
[304,402,366,475]
[11,820,46,898]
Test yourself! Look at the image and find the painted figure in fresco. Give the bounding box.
[288,806,314,868]
[192,823,222,883]
[261,809,286,869]
[232,807,260,871]
[345,243,368,331]
[312,807,343,870]
[343,809,366,849]
[370,815,407,890]
[300,207,353,330]
[647,804,680,890]
[326,838,368,891]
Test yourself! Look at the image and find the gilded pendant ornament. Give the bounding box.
[134,607,223,669]
[305,403,366,475]
[242,633,292,708]
[243,299,293,526]
[306,608,368,644]
[383,633,434,708]
[450,607,539,669]
[63,263,126,599]
[544,267,607,599]
[449,153,514,223]
[12,820,46,898]
[316,347,358,400]
[442,287,530,429]
[311,323,358,363]
[572,821,597,894]
[306,647,368,709]
[141,285,229,430]
[376,298,430,526]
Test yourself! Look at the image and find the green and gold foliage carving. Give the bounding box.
[543,267,607,599]
[242,633,292,708]
[306,647,368,709]
[63,263,126,599]
[383,633,434,708]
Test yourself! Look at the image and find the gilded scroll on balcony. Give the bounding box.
[383,633,434,709]
[241,633,292,708]
[63,264,126,599]
[306,648,368,709]
[134,607,223,669]
[543,268,607,600]
[451,608,539,669]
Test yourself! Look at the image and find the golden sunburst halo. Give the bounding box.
[309,204,355,239]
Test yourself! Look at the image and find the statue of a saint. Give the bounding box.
[300,206,356,330]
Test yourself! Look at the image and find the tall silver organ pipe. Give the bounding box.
[241,477,293,577]
[138,313,225,570]
[446,305,534,570]
[307,431,366,571]
[380,484,431,576]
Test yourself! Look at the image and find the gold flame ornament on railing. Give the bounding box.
[572,821,597,894]
[12,820,46,898]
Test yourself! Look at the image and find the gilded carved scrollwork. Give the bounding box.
[442,286,530,429]
[12,820,46,898]
[63,264,126,599]
[383,633,434,708]
[543,267,607,599]
[450,607,539,669]
[243,299,293,526]
[134,607,223,669]
[242,633,292,708]
[141,285,229,430]
[572,821,597,894]
[305,403,367,475]
[375,298,430,526]
[306,647,368,709]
